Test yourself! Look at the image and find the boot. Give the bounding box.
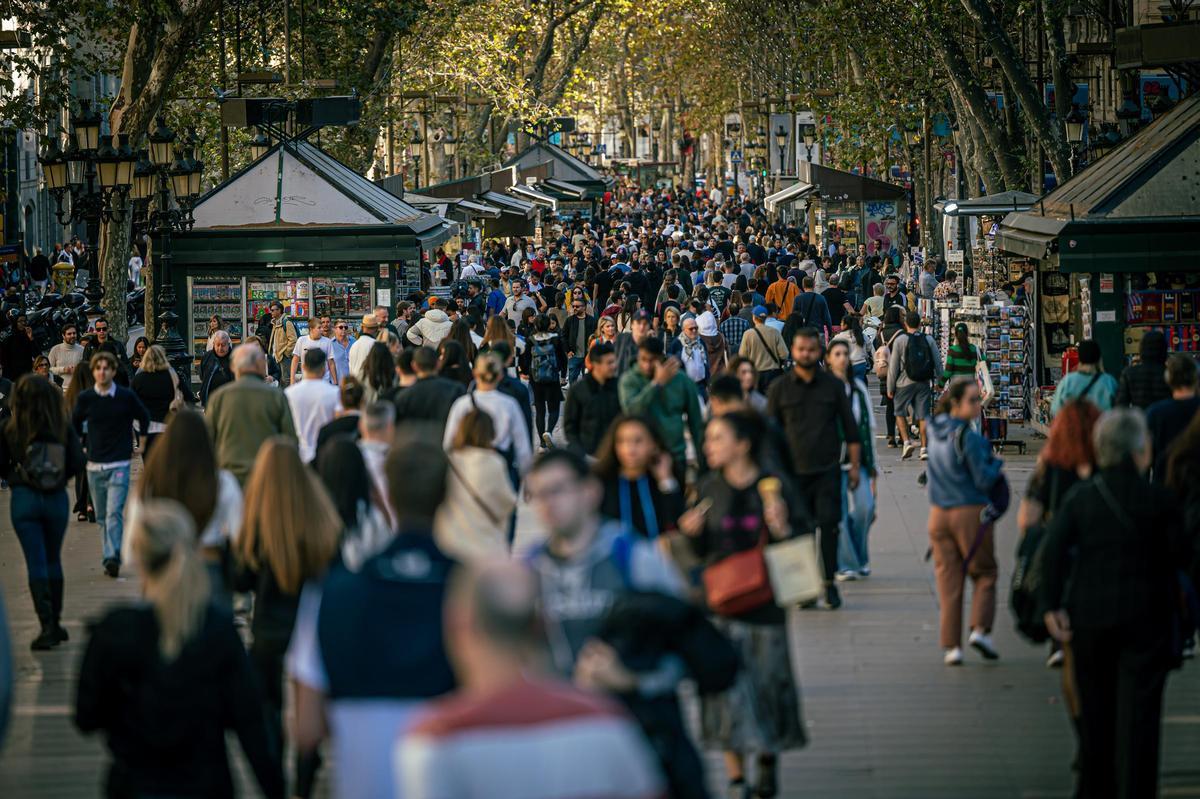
[49,578,68,643]
[28,580,58,651]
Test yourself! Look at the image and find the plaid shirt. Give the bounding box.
[719,315,751,352]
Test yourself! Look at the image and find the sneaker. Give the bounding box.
[824,584,842,610]
[901,441,916,459]
[858,566,871,578]
[103,559,120,579]
[944,647,964,666]
[754,756,778,798]
[886,438,898,448]
[968,630,999,660]
[541,432,553,449]
[1046,649,1065,669]
[798,598,819,609]
[834,570,857,582]
[919,447,928,460]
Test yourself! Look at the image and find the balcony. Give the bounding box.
[1115,21,1200,68]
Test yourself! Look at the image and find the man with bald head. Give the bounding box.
[205,341,298,484]
[396,560,665,799]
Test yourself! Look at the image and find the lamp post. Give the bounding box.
[1064,105,1086,175]
[39,99,137,325]
[408,130,424,189]
[134,118,203,373]
[801,122,817,163]
[442,132,458,180]
[774,124,787,176]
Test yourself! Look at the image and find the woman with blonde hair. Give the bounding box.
[131,344,181,457]
[76,499,284,798]
[589,315,618,352]
[482,314,516,355]
[235,438,341,775]
[433,409,517,561]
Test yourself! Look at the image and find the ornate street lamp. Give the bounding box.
[774,124,787,174]
[801,122,817,162]
[134,122,205,373]
[1064,106,1086,145]
[249,127,272,160]
[39,100,135,321]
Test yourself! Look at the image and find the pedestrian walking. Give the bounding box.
[0,375,84,650]
[594,413,684,540]
[887,310,942,460]
[285,348,341,463]
[266,301,298,386]
[433,409,517,562]
[738,306,788,392]
[313,437,392,573]
[71,351,150,578]
[349,313,380,380]
[48,323,84,393]
[131,345,183,459]
[562,342,622,457]
[235,438,341,794]
[205,342,297,485]
[396,560,666,799]
[1041,408,1189,799]
[199,330,235,406]
[360,342,397,405]
[1050,340,1117,417]
[126,409,243,607]
[618,336,706,485]
[767,327,861,609]
[315,376,365,457]
[75,498,285,799]
[1114,329,1170,410]
[1145,353,1200,484]
[678,410,808,799]
[826,340,877,580]
[443,352,533,498]
[287,430,457,799]
[518,314,567,447]
[925,377,1006,665]
[391,346,465,438]
[940,322,983,387]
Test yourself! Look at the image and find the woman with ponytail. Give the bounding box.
[75,499,284,799]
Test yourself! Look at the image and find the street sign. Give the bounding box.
[730,150,743,164]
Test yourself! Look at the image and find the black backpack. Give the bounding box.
[903,332,936,382]
[16,440,67,491]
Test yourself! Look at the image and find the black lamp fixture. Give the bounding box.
[442,132,458,157]
[801,122,817,162]
[249,127,272,160]
[1064,106,1086,145]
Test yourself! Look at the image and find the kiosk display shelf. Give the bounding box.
[189,278,244,353]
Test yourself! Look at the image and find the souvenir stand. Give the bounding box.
[170,139,455,370]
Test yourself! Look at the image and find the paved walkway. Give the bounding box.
[1,424,1198,797]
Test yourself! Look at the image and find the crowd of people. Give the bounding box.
[0,184,1195,799]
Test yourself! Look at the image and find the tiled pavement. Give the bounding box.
[1,425,1198,798]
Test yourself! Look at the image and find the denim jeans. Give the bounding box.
[567,356,586,384]
[838,466,875,573]
[87,464,130,564]
[11,486,69,581]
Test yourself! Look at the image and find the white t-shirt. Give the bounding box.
[292,335,336,382]
[285,378,340,462]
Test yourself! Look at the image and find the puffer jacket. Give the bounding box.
[405,309,452,348]
[925,414,1004,508]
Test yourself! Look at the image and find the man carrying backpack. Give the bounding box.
[887,310,942,460]
[782,276,832,345]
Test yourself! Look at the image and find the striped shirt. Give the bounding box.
[396,678,665,799]
[944,344,982,381]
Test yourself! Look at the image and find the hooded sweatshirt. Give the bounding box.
[405,309,452,348]
[925,414,1004,508]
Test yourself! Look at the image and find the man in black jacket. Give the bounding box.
[80,318,132,386]
[391,346,465,438]
[563,342,621,456]
[1115,329,1170,410]
[563,298,597,384]
[1040,408,1188,799]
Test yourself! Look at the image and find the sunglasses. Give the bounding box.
[95,326,108,332]
[336,324,347,329]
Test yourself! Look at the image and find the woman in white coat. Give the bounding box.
[434,409,518,561]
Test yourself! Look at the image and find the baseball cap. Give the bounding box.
[753,305,769,318]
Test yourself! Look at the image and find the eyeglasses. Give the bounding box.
[95,326,108,332]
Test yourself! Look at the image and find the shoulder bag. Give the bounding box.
[167,367,185,416]
[702,533,774,616]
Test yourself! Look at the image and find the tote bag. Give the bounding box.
[764,534,823,606]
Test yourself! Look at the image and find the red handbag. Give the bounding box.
[703,535,774,616]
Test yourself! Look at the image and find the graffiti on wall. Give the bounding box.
[865,201,897,255]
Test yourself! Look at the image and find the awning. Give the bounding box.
[509,183,558,211]
[542,178,587,199]
[480,191,536,217]
[938,190,1040,217]
[457,198,502,218]
[764,181,815,215]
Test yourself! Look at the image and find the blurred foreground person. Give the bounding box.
[434,409,517,562]
[288,427,457,799]
[75,499,284,799]
[396,560,666,799]
[1041,409,1189,799]
[0,375,84,649]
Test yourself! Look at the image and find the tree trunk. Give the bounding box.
[1044,0,1073,138]
[935,34,1022,189]
[959,0,1072,181]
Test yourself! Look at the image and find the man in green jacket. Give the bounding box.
[206,342,298,484]
[618,336,706,484]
